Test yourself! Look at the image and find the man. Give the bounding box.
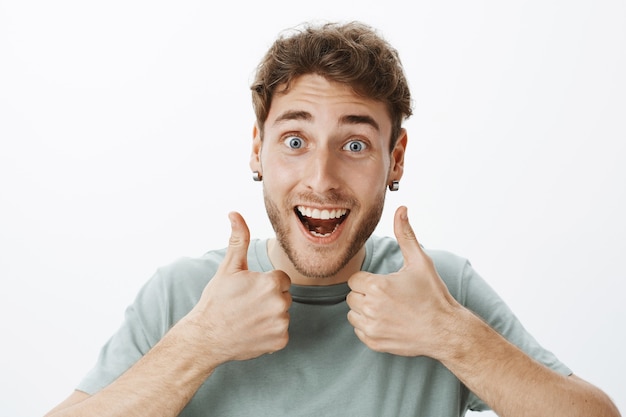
[46,21,620,416]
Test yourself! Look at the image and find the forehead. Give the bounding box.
[265,74,392,135]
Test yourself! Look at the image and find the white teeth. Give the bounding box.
[297,206,347,219]
[310,230,331,238]
[309,223,340,238]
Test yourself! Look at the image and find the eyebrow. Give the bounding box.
[273,110,312,125]
[340,114,380,132]
[273,110,380,132]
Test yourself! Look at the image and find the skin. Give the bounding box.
[347,206,621,416]
[45,74,620,417]
[250,73,406,285]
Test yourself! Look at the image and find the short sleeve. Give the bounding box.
[75,251,222,394]
[457,260,572,411]
[76,269,173,394]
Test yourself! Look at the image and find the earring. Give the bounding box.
[252,171,263,182]
[388,180,399,191]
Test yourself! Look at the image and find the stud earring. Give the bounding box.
[388,180,400,191]
[252,171,263,182]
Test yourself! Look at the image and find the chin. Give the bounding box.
[286,241,355,279]
[273,211,381,280]
[264,187,386,280]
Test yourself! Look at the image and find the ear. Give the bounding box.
[389,128,408,182]
[249,124,263,173]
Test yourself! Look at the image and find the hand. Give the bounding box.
[185,211,291,364]
[346,206,460,358]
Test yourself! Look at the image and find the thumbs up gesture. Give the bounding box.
[346,206,461,358]
[185,212,292,365]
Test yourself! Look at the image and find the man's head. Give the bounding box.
[251,21,412,150]
[249,22,412,284]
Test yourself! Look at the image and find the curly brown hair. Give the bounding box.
[250,21,413,151]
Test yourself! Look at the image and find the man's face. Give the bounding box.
[251,74,406,280]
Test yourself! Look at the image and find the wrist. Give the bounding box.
[169,314,226,372]
[428,303,480,364]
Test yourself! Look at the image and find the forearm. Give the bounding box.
[439,306,620,417]
[46,318,219,417]
[46,213,292,416]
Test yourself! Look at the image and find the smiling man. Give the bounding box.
[256,73,402,285]
[45,22,620,417]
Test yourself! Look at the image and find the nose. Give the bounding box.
[302,147,341,193]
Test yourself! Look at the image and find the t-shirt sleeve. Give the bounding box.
[74,248,232,395]
[76,269,173,394]
[454,259,573,411]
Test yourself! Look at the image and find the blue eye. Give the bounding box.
[284,136,304,149]
[343,140,366,152]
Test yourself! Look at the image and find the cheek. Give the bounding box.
[261,149,290,173]
[261,158,297,197]
[354,161,390,189]
[262,149,307,178]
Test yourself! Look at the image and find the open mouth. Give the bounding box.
[295,206,349,238]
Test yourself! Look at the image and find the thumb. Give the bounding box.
[221,211,251,273]
[393,206,424,267]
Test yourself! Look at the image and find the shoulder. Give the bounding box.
[125,247,227,321]
[147,246,227,292]
[156,247,227,283]
[144,238,269,294]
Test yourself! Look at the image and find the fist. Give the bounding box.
[186,212,291,364]
[346,206,459,358]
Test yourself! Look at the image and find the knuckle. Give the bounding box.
[362,315,387,339]
[274,328,289,350]
[258,275,279,293]
[370,279,388,294]
[228,234,249,248]
[403,227,417,243]
[279,295,292,312]
[346,309,355,324]
[350,271,367,282]
[355,329,382,352]
[358,327,385,350]
[266,271,290,290]
[361,304,376,319]
[362,317,377,335]
[345,292,355,306]
[367,338,384,352]
[274,313,290,331]
[270,298,289,315]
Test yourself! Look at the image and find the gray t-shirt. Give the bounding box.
[78,235,571,416]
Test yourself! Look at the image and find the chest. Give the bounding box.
[181,302,470,417]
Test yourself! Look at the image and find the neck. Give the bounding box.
[267,238,366,286]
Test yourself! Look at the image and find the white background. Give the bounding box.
[1,0,624,415]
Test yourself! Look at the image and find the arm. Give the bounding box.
[45,212,292,417]
[44,320,223,417]
[347,206,620,417]
[440,302,620,416]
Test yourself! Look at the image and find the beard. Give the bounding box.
[264,186,386,279]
